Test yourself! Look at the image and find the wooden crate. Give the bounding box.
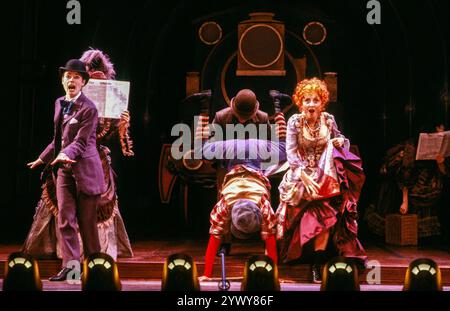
[385,214,418,246]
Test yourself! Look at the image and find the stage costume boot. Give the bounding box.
[311,250,327,284]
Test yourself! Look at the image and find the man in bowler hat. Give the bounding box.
[28,59,105,281]
[213,88,270,137]
[212,89,272,191]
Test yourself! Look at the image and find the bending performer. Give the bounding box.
[194,94,287,280]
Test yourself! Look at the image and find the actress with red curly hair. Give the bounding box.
[276,78,367,283]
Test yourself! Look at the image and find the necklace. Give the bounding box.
[302,115,323,169]
[304,117,321,138]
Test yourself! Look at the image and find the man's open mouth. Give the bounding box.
[68,85,76,91]
[308,108,315,113]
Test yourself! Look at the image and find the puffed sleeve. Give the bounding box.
[326,113,350,150]
[286,114,304,171]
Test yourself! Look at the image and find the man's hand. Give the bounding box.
[27,158,44,169]
[300,170,320,196]
[50,153,76,166]
[331,137,345,148]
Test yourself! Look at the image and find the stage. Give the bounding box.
[1,240,449,290]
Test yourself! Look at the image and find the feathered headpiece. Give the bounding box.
[80,48,116,80]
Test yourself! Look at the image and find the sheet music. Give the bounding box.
[415,131,450,160]
[83,79,130,119]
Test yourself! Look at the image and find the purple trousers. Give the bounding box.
[56,166,100,267]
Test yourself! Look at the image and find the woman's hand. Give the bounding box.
[436,154,446,174]
[400,187,409,214]
[399,201,408,215]
[300,170,320,196]
[331,137,344,148]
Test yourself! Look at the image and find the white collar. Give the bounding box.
[65,91,82,102]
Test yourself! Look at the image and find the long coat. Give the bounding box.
[39,92,105,195]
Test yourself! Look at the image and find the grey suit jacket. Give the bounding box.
[39,92,105,195]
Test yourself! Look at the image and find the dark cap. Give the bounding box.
[231,89,259,121]
[59,59,90,83]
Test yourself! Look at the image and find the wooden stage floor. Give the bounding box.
[1,239,449,290]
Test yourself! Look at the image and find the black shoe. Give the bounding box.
[311,264,322,284]
[216,243,231,256]
[311,250,327,284]
[49,267,78,282]
[269,90,292,112]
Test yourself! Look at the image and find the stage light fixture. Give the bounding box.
[241,255,280,291]
[403,258,442,291]
[82,252,121,291]
[3,252,42,291]
[161,253,200,291]
[320,257,360,291]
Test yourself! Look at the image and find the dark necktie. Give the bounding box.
[60,100,74,115]
[54,100,73,157]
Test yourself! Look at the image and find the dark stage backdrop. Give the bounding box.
[3,0,449,243]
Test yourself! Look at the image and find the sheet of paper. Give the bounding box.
[415,131,450,160]
[83,79,130,119]
[439,131,450,157]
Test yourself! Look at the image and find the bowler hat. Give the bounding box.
[231,89,259,121]
[230,199,262,239]
[59,59,90,83]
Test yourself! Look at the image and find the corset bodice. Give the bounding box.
[296,114,330,170]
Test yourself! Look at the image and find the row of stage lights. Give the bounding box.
[2,252,444,291]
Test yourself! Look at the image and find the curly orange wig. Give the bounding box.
[292,77,329,109]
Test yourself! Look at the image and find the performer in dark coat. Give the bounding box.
[23,49,134,262]
[28,59,105,281]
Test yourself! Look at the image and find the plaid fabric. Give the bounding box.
[223,165,271,190]
[209,165,277,240]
